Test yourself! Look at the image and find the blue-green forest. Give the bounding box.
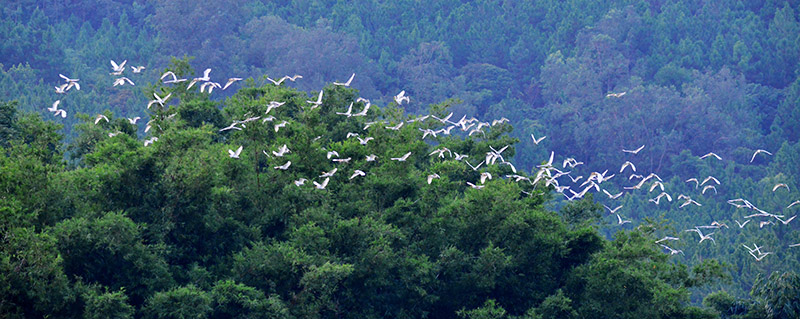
[1,1,799,318]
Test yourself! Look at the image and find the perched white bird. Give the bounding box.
[622,145,645,154]
[391,151,412,162]
[228,146,243,159]
[333,73,355,86]
[274,161,291,170]
[349,170,366,180]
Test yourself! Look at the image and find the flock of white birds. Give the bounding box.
[46,61,799,262]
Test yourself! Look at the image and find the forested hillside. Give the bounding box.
[1,1,800,318]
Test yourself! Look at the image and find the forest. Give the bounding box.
[1,0,800,318]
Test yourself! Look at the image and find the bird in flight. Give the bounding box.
[620,161,636,173]
[320,168,338,178]
[603,189,623,199]
[604,204,623,214]
[394,90,410,105]
[531,133,546,145]
[274,161,291,170]
[606,91,626,98]
[110,59,127,75]
[466,182,485,190]
[735,220,750,228]
[773,183,789,192]
[685,228,715,244]
[333,73,355,86]
[750,149,772,163]
[94,114,110,125]
[655,236,679,244]
[616,213,631,225]
[349,170,366,180]
[314,177,330,190]
[391,152,412,162]
[131,65,146,73]
[228,146,243,159]
[700,152,722,160]
[223,78,242,90]
[660,244,683,255]
[622,145,645,154]
[307,90,324,109]
[427,173,440,184]
[113,77,135,86]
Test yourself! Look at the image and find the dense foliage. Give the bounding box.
[0,77,734,318]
